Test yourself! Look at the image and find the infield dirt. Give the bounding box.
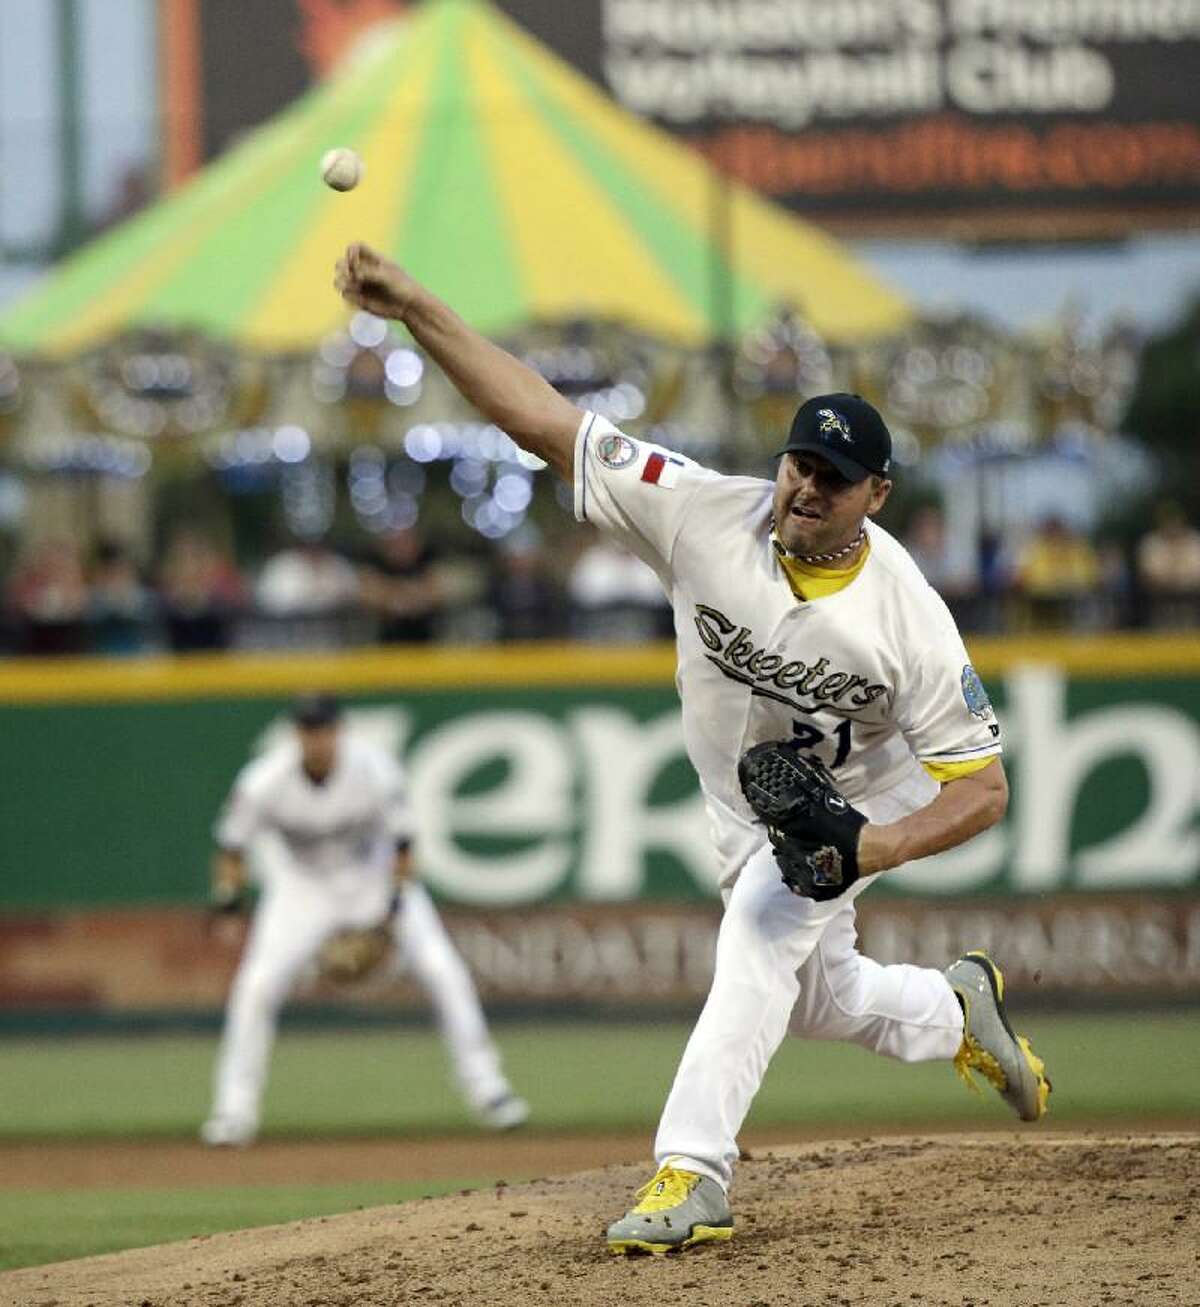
[2,1133,1196,1307]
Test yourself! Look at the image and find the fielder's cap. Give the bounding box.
[777,393,892,482]
[291,692,342,728]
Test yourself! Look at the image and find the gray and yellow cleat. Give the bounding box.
[945,950,1051,1122]
[606,1161,733,1254]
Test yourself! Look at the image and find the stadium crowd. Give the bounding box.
[2,500,1198,658]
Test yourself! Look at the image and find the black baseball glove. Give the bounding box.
[737,738,868,901]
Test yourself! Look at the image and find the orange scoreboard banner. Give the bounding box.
[496,0,1200,235]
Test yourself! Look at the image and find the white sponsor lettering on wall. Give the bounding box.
[265,669,1200,905]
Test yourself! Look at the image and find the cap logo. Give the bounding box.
[817,408,852,442]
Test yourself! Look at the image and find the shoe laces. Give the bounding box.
[950,980,1009,1097]
[953,1033,1008,1095]
[631,1164,701,1213]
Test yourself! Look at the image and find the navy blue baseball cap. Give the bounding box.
[777,393,892,482]
[291,692,342,728]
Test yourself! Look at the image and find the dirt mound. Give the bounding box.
[3,1134,1196,1307]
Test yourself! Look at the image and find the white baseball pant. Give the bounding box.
[209,868,511,1129]
[654,771,966,1190]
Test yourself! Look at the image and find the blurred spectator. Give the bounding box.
[6,540,90,655]
[1136,501,1200,628]
[569,535,671,642]
[87,539,158,656]
[158,528,247,652]
[901,504,981,626]
[1096,540,1134,630]
[1013,516,1101,631]
[358,524,444,643]
[489,526,566,641]
[256,537,359,617]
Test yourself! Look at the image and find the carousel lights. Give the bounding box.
[319,335,358,368]
[356,491,419,534]
[576,382,646,423]
[314,325,424,409]
[401,421,525,465]
[403,424,443,462]
[83,339,233,438]
[207,425,315,470]
[384,349,423,388]
[272,424,311,464]
[349,444,386,473]
[281,460,335,538]
[349,476,387,514]
[383,348,424,407]
[641,421,718,460]
[734,310,833,398]
[119,352,194,394]
[449,458,489,497]
[346,447,429,534]
[470,424,516,462]
[493,472,533,514]
[523,345,604,386]
[348,311,389,349]
[884,337,994,431]
[28,432,151,478]
[888,427,922,468]
[311,363,347,404]
[462,494,524,540]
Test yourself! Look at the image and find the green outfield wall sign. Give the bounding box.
[0,638,1197,910]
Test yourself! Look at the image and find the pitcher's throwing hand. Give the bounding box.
[335,243,416,320]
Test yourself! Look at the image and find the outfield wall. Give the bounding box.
[1,634,1198,1012]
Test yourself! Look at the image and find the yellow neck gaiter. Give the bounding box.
[771,530,871,601]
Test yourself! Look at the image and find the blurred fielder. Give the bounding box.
[334,244,1051,1252]
[201,692,528,1146]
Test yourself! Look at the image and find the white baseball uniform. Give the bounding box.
[575,412,1002,1190]
[206,732,517,1134]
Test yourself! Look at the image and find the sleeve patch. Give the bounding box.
[596,431,638,469]
[960,664,993,719]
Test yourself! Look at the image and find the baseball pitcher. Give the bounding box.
[333,245,1050,1252]
[201,692,528,1146]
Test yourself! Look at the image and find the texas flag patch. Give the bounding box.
[641,451,685,489]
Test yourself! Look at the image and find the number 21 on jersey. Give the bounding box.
[791,717,852,770]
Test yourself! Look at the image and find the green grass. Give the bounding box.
[1,1014,1196,1272]
[0,1178,482,1270]
[1,1013,1198,1141]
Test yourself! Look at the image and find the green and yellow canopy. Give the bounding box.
[0,0,909,357]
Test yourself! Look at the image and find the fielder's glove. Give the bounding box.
[316,918,394,985]
[205,884,249,935]
[209,885,248,915]
[737,738,868,901]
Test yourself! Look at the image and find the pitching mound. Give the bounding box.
[3,1134,1196,1307]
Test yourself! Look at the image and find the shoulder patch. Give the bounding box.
[641,450,685,488]
[960,664,993,719]
[596,431,638,469]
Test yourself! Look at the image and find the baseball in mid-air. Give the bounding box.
[320,147,363,192]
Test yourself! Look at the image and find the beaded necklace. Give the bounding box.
[773,524,866,565]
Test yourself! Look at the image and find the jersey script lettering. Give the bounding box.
[693,602,888,709]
